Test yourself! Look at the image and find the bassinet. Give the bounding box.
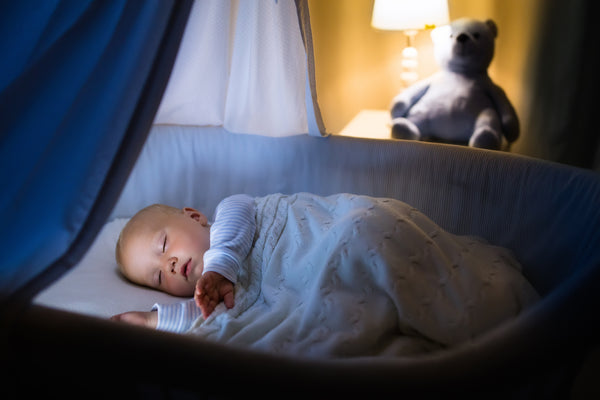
[2,1,600,398]
[12,125,600,398]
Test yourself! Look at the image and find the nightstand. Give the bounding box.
[338,109,393,140]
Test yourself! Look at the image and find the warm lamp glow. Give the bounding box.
[371,0,449,31]
[371,0,449,87]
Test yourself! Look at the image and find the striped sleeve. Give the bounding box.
[152,299,202,333]
[202,194,256,284]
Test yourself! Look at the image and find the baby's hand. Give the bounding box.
[110,310,157,329]
[195,271,234,319]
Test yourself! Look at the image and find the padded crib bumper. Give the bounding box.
[113,126,600,298]
[5,125,600,397]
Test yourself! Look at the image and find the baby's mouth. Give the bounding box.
[180,258,192,280]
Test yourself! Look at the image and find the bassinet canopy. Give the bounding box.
[0,0,323,302]
[0,0,191,300]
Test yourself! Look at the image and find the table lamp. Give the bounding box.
[371,0,449,87]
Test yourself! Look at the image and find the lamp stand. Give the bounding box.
[400,29,418,88]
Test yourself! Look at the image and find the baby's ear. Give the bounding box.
[183,207,208,226]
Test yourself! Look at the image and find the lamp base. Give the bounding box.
[400,30,419,87]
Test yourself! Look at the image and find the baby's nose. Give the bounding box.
[167,256,178,273]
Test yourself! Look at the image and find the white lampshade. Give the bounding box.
[371,0,449,31]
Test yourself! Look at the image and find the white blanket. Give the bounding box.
[190,193,539,358]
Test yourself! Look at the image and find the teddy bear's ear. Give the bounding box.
[485,19,498,38]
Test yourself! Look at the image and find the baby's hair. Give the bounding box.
[115,204,183,277]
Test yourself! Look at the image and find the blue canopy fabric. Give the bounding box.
[0,0,193,300]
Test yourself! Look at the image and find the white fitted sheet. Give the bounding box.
[34,218,183,318]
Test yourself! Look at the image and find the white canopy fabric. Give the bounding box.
[154,0,313,137]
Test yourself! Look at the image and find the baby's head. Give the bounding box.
[116,204,210,297]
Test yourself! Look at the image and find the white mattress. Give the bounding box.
[34,218,183,318]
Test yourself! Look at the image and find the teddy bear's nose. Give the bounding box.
[457,33,469,43]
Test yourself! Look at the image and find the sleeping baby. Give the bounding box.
[112,193,539,357]
[112,194,255,330]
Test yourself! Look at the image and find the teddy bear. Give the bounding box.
[390,18,519,150]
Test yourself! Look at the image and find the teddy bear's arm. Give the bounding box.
[487,83,520,143]
[390,77,433,118]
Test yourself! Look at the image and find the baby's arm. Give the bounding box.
[112,272,235,329]
[111,298,201,333]
[202,194,256,283]
[196,194,256,317]
[111,310,157,329]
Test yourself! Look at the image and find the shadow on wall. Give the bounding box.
[519,0,600,171]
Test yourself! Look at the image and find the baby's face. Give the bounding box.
[120,207,210,296]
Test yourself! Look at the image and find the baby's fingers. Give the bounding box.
[194,291,203,310]
[194,281,204,309]
[198,295,217,319]
[195,283,217,318]
[223,290,234,309]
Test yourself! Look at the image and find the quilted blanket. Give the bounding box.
[189,193,539,358]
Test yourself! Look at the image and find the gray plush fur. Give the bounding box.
[390,18,519,149]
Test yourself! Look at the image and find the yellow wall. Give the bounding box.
[309,0,542,150]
